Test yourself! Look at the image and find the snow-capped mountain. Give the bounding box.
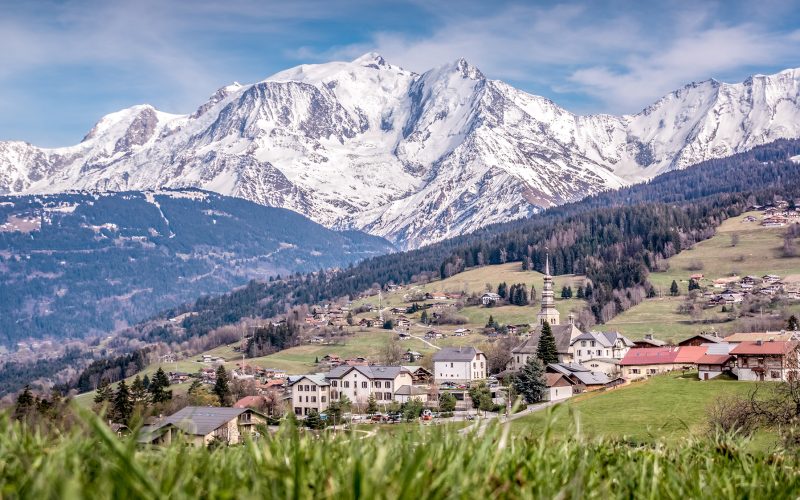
[2,54,800,248]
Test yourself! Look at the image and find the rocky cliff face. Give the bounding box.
[3,54,800,248]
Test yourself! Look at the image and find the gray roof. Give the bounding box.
[706,342,735,355]
[288,373,329,386]
[326,365,409,380]
[573,331,634,348]
[157,406,249,436]
[546,362,612,386]
[432,346,484,362]
[394,385,428,396]
[512,324,581,355]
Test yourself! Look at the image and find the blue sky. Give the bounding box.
[2,0,800,146]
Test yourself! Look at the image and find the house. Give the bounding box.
[678,333,722,347]
[343,357,369,366]
[731,340,799,381]
[633,334,666,348]
[168,372,190,384]
[723,332,796,344]
[358,318,376,328]
[395,317,411,329]
[394,385,430,404]
[233,395,268,410]
[618,347,682,380]
[547,363,623,392]
[138,406,267,446]
[452,328,470,336]
[432,346,487,384]
[289,374,331,416]
[402,350,423,362]
[481,293,501,306]
[424,330,445,339]
[569,331,634,363]
[508,319,583,371]
[397,332,412,341]
[763,274,782,284]
[326,365,414,406]
[720,292,744,304]
[402,365,433,385]
[696,351,735,380]
[583,358,622,377]
[543,373,574,402]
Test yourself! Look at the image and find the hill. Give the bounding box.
[0,189,392,345]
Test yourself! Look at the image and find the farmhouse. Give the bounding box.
[326,365,414,406]
[569,331,634,363]
[543,373,574,402]
[138,406,266,446]
[723,332,795,344]
[481,292,501,306]
[547,363,622,392]
[678,333,722,347]
[731,340,799,382]
[619,347,681,380]
[432,346,487,384]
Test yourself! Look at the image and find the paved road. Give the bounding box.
[458,400,560,436]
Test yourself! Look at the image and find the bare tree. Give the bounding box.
[380,336,403,365]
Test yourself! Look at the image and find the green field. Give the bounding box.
[512,372,771,445]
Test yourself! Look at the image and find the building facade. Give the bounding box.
[432,347,487,383]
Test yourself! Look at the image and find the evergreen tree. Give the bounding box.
[130,375,149,405]
[584,283,593,299]
[788,315,799,331]
[536,321,559,365]
[576,285,585,299]
[13,386,35,421]
[438,392,456,412]
[112,380,133,425]
[213,365,231,406]
[94,378,114,406]
[149,367,172,403]
[346,311,354,326]
[670,280,680,296]
[420,310,429,325]
[497,282,508,299]
[566,286,573,298]
[304,410,325,430]
[561,286,570,299]
[485,315,497,329]
[366,394,379,415]
[688,279,700,291]
[383,319,395,330]
[142,374,151,390]
[512,357,547,404]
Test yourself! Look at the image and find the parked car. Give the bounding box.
[421,409,433,421]
[387,412,403,423]
[371,413,385,422]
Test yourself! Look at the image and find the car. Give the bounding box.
[370,413,385,422]
[421,409,433,421]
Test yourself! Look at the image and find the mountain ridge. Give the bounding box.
[2,55,800,248]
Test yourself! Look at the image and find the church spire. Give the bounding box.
[545,251,550,276]
[536,250,560,326]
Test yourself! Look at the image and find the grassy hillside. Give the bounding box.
[511,373,768,444]
[606,211,800,343]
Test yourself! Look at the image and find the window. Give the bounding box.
[581,341,586,347]
[376,393,383,401]
[311,396,316,403]
[631,369,641,374]
[771,371,781,379]
[450,362,454,368]
[597,350,601,356]
[321,396,327,403]
[297,385,303,392]
[331,390,338,400]
[577,350,582,356]
[362,381,368,388]
[590,341,595,347]
[385,381,391,388]
[331,381,338,387]
[480,362,484,369]
[305,385,311,391]
[344,381,350,388]
[384,392,391,400]
[647,369,657,375]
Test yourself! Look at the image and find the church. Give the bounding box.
[506,255,583,372]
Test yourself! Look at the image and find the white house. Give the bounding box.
[544,373,573,401]
[288,374,331,416]
[432,346,487,384]
[326,365,414,406]
[569,331,634,364]
[481,293,501,306]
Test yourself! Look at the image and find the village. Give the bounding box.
[136,252,800,446]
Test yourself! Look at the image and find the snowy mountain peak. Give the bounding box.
[3,60,800,249]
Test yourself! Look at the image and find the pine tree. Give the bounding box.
[142,374,151,390]
[13,386,35,421]
[497,282,508,299]
[576,285,585,299]
[670,280,680,296]
[94,378,114,406]
[304,410,324,430]
[346,311,354,326]
[566,286,573,298]
[130,375,149,405]
[788,315,799,331]
[366,394,379,415]
[513,357,547,404]
[112,380,133,425]
[536,321,559,365]
[149,367,172,403]
[561,286,570,299]
[213,365,231,406]
[486,315,496,329]
[420,310,429,324]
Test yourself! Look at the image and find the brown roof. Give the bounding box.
[723,332,794,343]
[695,354,733,365]
[545,373,573,388]
[730,340,798,356]
[233,396,266,409]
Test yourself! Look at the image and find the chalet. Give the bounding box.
[633,334,666,348]
[763,274,782,284]
[389,307,406,314]
[432,346,487,384]
[394,385,430,404]
[429,292,448,301]
[721,292,744,304]
[358,318,376,328]
[543,373,574,402]
[308,336,325,344]
[452,328,470,336]
[321,354,342,366]
[583,358,622,377]
[168,372,190,384]
[696,343,735,380]
[507,325,519,335]
[425,330,445,340]
[402,365,433,385]
[731,340,799,381]
[138,406,266,446]
[678,333,722,347]
[481,293,501,306]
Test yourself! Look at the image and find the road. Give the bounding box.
[458,400,560,436]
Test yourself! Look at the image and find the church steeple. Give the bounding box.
[536,252,560,326]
